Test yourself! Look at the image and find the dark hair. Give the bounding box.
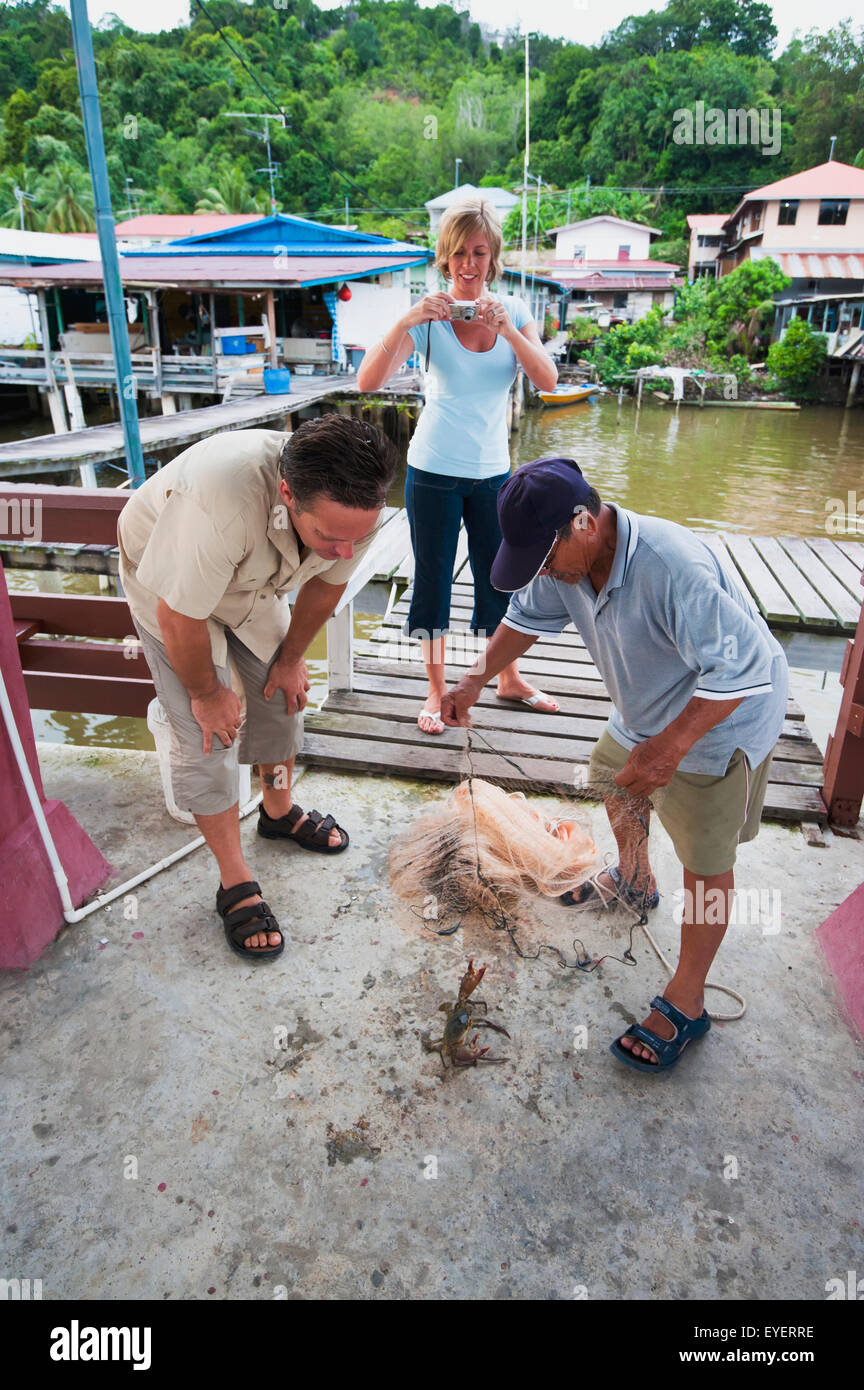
[556,486,602,539]
[279,414,398,512]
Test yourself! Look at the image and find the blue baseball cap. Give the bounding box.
[491,456,594,592]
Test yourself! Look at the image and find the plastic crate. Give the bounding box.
[263,368,292,394]
[221,334,249,355]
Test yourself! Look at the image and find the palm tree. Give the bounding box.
[35,161,95,233]
[194,165,269,215]
[0,166,43,230]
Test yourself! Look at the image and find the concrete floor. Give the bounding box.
[1,742,863,1301]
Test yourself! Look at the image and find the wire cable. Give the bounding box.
[190,0,398,219]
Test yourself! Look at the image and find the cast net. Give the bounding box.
[389,724,655,971]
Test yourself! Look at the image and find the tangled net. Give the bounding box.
[389,776,597,919]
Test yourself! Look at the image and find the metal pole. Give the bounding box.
[69,0,145,487]
[521,34,529,298]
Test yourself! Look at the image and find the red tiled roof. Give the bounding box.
[545,259,679,271]
[0,254,426,289]
[747,160,864,202]
[114,214,268,237]
[564,274,681,290]
[686,214,727,231]
[724,161,864,229]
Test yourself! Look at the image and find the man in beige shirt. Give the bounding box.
[118,415,397,963]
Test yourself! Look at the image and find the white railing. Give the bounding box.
[324,507,411,692]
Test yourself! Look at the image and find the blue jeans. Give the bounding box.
[404,465,511,641]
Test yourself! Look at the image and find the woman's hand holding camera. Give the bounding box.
[474,294,516,342]
[407,293,455,327]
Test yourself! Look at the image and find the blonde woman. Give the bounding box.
[358,197,559,733]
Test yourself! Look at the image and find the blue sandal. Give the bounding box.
[610,995,710,1073]
[560,865,660,912]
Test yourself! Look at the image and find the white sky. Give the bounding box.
[50,0,862,51]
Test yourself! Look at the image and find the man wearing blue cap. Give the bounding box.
[441,456,789,1074]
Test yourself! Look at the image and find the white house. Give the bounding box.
[425,183,519,234]
[547,215,661,262]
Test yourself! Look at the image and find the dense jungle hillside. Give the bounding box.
[0,0,862,247]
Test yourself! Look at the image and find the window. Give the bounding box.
[819,199,849,226]
[571,245,585,260]
[613,293,628,309]
[618,245,630,260]
[697,235,722,248]
[778,200,798,226]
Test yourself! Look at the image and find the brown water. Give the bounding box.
[9,396,863,750]
[507,397,864,537]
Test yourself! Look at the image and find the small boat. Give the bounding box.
[538,383,601,407]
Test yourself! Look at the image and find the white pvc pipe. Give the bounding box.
[0,659,266,925]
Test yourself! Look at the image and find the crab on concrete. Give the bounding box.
[421,959,510,1069]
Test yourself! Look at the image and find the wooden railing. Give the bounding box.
[0,483,410,716]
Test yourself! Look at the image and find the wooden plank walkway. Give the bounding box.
[305,558,830,823]
[0,371,420,477]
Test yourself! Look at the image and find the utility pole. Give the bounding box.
[14,186,39,341]
[69,0,144,485]
[455,156,462,189]
[520,32,530,298]
[829,134,837,162]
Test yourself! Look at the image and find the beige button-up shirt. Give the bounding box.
[117,429,384,667]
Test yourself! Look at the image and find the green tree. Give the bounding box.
[0,165,42,229]
[766,318,827,399]
[35,160,95,232]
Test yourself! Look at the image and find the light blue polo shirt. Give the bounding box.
[406,294,532,479]
[503,505,789,775]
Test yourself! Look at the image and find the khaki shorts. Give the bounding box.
[135,619,304,816]
[588,727,772,876]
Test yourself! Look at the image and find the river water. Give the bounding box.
[8,396,863,750]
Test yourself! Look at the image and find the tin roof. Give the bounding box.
[0,254,429,291]
[686,214,728,232]
[771,252,864,280]
[724,160,864,228]
[113,214,268,238]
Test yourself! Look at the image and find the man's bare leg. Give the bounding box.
[596,788,657,902]
[621,867,734,1063]
[197,757,341,950]
[195,802,281,951]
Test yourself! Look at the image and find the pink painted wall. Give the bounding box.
[0,563,111,968]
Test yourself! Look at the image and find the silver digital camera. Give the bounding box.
[448,301,478,321]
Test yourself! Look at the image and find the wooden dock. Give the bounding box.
[0,371,420,477]
[303,526,841,825]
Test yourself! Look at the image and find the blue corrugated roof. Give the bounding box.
[123,213,433,261]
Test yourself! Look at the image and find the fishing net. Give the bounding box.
[389,776,597,916]
[389,722,656,971]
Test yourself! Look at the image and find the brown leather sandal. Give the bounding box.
[257,803,350,854]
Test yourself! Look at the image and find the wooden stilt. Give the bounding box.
[266,291,278,368]
[846,359,861,410]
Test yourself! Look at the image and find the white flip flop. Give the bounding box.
[497,689,560,713]
[418,707,445,735]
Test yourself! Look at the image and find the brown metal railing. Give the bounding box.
[0,484,154,717]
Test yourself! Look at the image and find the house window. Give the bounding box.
[697,234,722,248]
[571,246,585,260]
[818,199,849,226]
[778,200,798,226]
[613,294,628,309]
[618,245,630,260]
